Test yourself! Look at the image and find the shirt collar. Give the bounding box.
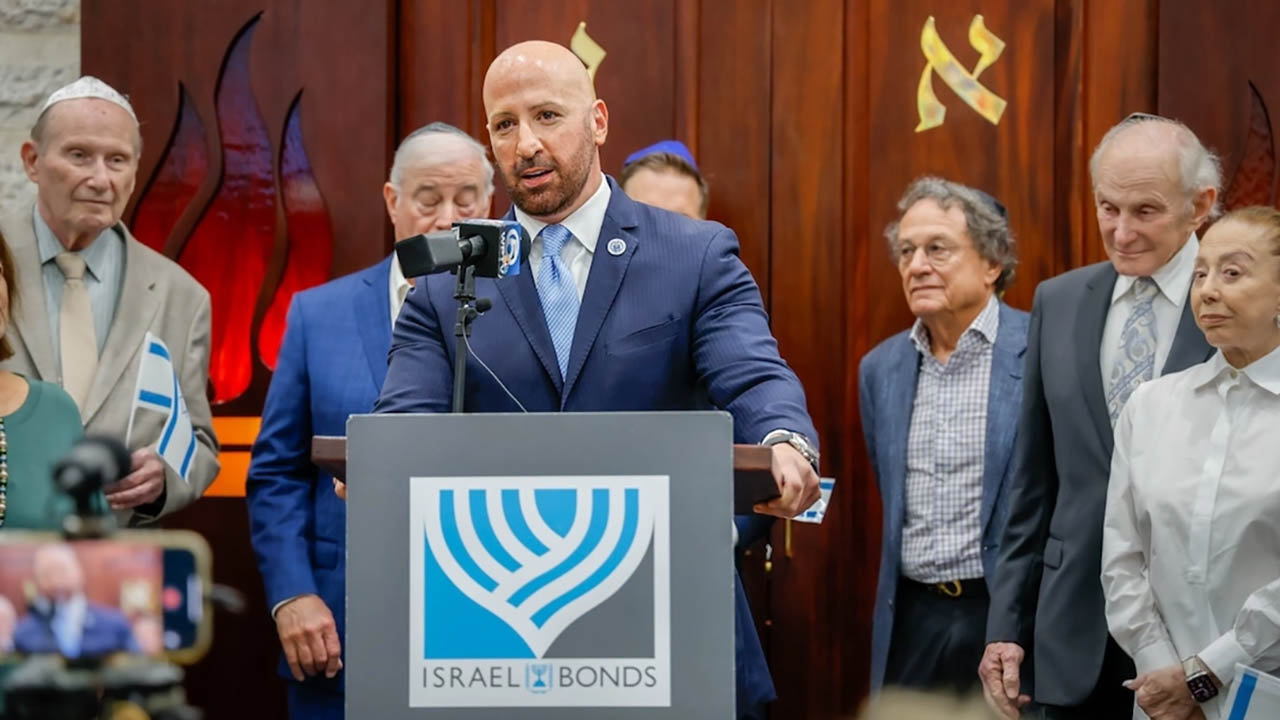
[909,294,1000,356]
[33,204,120,282]
[388,251,411,323]
[514,173,611,253]
[1111,232,1199,306]
[1192,344,1280,396]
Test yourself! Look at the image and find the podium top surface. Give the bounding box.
[312,433,776,513]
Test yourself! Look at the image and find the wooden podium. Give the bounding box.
[311,435,777,513]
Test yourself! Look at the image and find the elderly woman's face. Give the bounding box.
[1191,219,1280,358]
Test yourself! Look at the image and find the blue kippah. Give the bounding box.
[623,140,698,172]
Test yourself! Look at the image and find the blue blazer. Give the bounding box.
[246,256,393,693]
[14,602,137,657]
[375,178,816,714]
[859,302,1028,692]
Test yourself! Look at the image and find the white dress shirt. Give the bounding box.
[514,173,611,301]
[388,252,411,329]
[1103,343,1280,720]
[900,295,998,583]
[1101,233,1198,395]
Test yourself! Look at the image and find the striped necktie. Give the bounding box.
[536,224,580,380]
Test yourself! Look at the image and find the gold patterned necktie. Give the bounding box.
[55,252,98,412]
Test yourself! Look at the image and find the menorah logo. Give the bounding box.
[409,475,671,707]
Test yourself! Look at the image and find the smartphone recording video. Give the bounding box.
[0,531,212,665]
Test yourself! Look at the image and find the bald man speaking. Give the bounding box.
[374,41,819,717]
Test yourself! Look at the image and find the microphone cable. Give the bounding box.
[460,328,529,413]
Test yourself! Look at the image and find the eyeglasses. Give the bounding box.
[897,240,963,268]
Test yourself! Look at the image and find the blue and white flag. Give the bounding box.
[1225,664,1280,719]
[793,477,835,524]
[125,332,195,483]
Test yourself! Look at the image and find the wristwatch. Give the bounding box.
[761,430,819,471]
[1182,655,1221,703]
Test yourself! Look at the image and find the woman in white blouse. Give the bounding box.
[1103,205,1280,720]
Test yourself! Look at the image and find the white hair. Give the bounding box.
[389,122,493,197]
[1089,114,1223,218]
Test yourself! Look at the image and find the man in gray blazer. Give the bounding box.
[861,177,1027,696]
[980,115,1219,718]
[0,77,218,523]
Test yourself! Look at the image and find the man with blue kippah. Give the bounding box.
[620,139,708,219]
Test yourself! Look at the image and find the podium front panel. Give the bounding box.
[346,411,735,718]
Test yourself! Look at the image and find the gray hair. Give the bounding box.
[1089,114,1223,218]
[389,122,494,197]
[884,176,1018,293]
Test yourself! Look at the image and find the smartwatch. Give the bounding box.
[1182,656,1221,703]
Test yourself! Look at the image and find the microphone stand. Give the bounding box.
[451,265,491,413]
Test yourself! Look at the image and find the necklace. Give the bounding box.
[0,417,7,527]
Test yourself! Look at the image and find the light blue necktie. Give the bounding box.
[536,224,579,380]
[1107,276,1159,424]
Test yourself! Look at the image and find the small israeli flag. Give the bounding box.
[793,478,835,525]
[124,332,195,483]
[1225,664,1280,719]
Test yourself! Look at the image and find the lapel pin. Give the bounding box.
[607,238,626,256]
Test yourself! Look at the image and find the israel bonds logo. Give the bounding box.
[409,475,671,707]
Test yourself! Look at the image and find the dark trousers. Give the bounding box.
[1038,636,1135,719]
[883,578,988,696]
[287,681,343,720]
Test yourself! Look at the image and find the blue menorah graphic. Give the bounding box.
[423,480,657,659]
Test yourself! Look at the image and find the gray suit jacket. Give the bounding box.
[0,202,219,523]
[985,260,1212,706]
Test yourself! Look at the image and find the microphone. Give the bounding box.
[53,436,132,500]
[396,219,530,279]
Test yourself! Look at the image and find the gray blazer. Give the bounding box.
[985,260,1212,706]
[0,202,219,523]
[861,301,1029,692]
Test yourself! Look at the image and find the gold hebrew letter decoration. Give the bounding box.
[570,21,607,82]
[915,15,1007,132]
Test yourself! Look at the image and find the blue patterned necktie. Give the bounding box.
[1106,276,1159,424]
[536,224,579,380]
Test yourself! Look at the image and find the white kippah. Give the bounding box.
[37,75,138,123]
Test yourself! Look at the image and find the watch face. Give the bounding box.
[1187,674,1218,702]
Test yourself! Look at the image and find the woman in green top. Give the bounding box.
[0,229,86,529]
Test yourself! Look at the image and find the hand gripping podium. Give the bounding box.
[331,411,763,719]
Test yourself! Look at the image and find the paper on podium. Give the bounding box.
[1224,663,1280,718]
[792,477,835,524]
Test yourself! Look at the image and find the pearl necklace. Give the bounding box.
[0,417,7,526]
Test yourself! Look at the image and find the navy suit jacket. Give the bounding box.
[375,178,816,713]
[246,256,393,693]
[859,302,1029,692]
[14,602,137,657]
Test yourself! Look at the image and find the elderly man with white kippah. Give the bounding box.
[0,76,219,523]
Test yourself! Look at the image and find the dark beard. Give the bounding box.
[503,128,595,217]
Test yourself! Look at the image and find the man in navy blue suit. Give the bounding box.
[859,178,1027,697]
[371,40,821,718]
[246,122,494,720]
[13,544,136,658]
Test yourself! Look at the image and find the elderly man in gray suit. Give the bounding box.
[861,177,1027,696]
[980,114,1219,719]
[0,77,218,522]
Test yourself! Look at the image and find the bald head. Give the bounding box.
[483,41,596,114]
[483,41,609,223]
